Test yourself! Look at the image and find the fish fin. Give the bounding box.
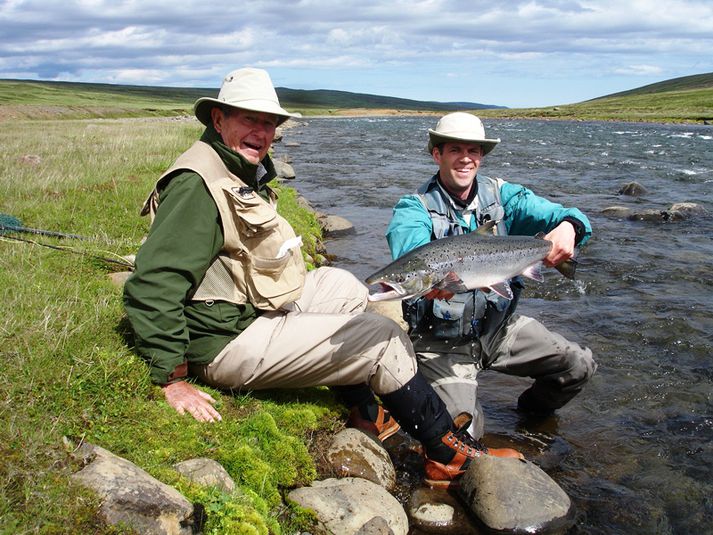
[435,272,469,294]
[534,231,547,239]
[475,220,497,235]
[555,258,578,279]
[522,262,545,282]
[488,281,514,300]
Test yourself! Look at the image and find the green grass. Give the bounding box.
[0,117,339,533]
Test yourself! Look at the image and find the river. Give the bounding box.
[280,116,713,534]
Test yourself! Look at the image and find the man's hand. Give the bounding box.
[543,221,576,267]
[163,381,222,423]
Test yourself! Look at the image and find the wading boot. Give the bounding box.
[424,413,524,489]
[331,384,400,442]
[347,404,401,442]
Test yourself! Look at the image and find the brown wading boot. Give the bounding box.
[424,413,524,488]
[347,404,401,442]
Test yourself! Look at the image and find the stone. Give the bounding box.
[319,214,355,237]
[173,457,235,493]
[287,477,408,535]
[108,271,132,288]
[601,205,633,218]
[458,456,573,533]
[355,515,394,535]
[669,202,707,217]
[627,209,684,222]
[274,159,296,180]
[365,300,408,331]
[618,181,647,196]
[71,442,196,535]
[408,488,478,534]
[326,429,396,490]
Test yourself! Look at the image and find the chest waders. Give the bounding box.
[402,174,524,368]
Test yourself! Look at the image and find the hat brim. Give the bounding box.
[427,130,500,155]
[194,97,299,127]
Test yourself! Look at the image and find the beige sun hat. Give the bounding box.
[427,112,500,154]
[194,67,298,126]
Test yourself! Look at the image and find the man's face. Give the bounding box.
[432,142,484,200]
[211,108,278,164]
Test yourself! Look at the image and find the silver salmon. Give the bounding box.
[366,222,575,302]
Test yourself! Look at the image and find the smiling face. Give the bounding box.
[432,141,484,201]
[211,107,278,164]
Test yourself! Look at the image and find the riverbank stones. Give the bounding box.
[458,456,574,533]
[326,428,397,490]
[287,477,408,535]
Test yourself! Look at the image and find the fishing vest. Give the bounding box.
[404,174,523,358]
[142,141,306,311]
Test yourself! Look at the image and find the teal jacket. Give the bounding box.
[387,174,592,260]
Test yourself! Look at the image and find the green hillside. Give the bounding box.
[477,72,713,124]
[0,78,497,120]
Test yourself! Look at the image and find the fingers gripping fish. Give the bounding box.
[365,221,576,302]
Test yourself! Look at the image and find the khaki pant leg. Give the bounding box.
[487,314,597,409]
[195,268,416,395]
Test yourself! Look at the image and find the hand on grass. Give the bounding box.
[163,381,222,423]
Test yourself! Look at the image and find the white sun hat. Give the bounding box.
[194,67,299,126]
[427,112,500,154]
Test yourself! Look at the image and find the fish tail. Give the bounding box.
[555,258,577,279]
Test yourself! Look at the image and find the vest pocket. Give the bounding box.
[226,189,278,237]
[246,249,306,310]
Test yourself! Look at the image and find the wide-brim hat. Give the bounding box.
[194,67,299,127]
[427,112,500,155]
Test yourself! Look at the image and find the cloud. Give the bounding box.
[614,64,664,76]
[0,0,711,106]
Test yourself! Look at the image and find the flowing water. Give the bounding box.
[281,117,713,534]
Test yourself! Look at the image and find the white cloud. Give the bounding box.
[0,0,711,106]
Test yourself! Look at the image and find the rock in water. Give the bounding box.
[458,456,574,533]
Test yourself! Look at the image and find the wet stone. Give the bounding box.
[327,428,396,490]
[458,456,574,533]
[618,181,648,196]
[408,488,479,534]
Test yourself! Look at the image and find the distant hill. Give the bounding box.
[590,72,713,100]
[274,87,504,111]
[0,78,503,120]
[477,72,713,124]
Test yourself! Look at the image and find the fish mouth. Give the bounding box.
[367,282,408,302]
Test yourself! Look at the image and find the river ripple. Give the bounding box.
[281,117,713,534]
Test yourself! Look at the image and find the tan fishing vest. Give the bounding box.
[142,141,306,311]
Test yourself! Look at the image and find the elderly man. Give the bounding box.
[386,112,597,438]
[123,69,521,488]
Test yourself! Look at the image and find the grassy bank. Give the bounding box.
[0,117,335,533]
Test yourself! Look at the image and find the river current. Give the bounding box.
[280,117,713,534]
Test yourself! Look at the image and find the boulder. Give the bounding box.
[71,443,196,535]
[669,202,707,217]
[618,181,647,196]
[458,456,573,533]
[601,206,633,218]
[274,159,296,180]
[627,209,685,222]
[173,457,235,493]
[408,488,478,534]
[365,300,408,332]
[288,477,408,535]
[326,429,396,490]
[319,214,355,237]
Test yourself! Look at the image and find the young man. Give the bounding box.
[386,112,597,438]
[123,70,521,487]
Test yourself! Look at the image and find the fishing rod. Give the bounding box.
[0,213,88,240]
[0,212,134,268]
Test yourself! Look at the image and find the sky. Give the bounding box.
[1,0,712,108]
